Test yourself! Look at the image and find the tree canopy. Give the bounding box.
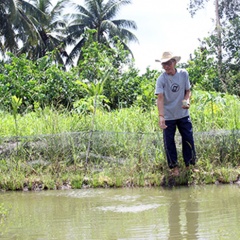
[187,0,240,95]
[65,0,138,65]
[0,0,138,67]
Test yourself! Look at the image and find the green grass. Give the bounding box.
[0,90,239,191]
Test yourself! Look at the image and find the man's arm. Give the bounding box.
[182,89,191,109]
[184,89,191,101]
[156,93,167,129]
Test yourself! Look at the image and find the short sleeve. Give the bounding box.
[155,75,164,95]
[184,70,191,90]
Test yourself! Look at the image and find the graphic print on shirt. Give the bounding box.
[171,83,180,92]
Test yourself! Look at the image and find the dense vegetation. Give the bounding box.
[1,0,240,230]
[0,96,239,191]
[0,46,239,191]
[0,0,138,65]
[0,0,239,192]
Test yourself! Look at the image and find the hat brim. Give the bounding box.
[155,56,181,63]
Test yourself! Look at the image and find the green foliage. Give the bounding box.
[134,67,160,109]
[0,90,239,138]
[0,0,69,64]
[188,0,207,17]
[0,53,81,112]
[0,128,239,189]
[186,48,219,91]
[0,30,153,114]
[11,96,22,114]
[11,95,22,136]
[221,17,240,96]
[187,0,240,96]
[186,42,240,95]
[0,90,239,190]
[76,30,146,109]
[65,0,138,65]
[191,90,240,130]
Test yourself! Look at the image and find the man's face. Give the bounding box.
[161,59,176,75]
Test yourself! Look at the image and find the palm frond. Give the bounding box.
[66,38,85,66]
[103,0,132,19]
[112,19,137,30]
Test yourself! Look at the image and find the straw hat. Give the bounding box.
[155,51,181,63]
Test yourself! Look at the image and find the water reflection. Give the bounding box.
[0,185,240,239]
[168,188,198,240]
[168,190,181,239]
[185,194,198,239]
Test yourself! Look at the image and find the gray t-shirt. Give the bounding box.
[155,69,191,120]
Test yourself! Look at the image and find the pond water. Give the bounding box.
[0,184,240,240]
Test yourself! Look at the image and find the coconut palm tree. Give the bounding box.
[0,0,40,55]
[65,0,138,65]
[0,0,69,65]
[19,0,69,64]
[0,0,16,54]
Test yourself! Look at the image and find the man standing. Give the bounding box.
[155,51,196,176]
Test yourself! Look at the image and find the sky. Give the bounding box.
[52,0,216,73]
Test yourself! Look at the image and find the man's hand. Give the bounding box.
[182,104,190,109]
[159,116,167,129]
[182,100,190,109]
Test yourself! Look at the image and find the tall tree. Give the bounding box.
[0,0,40,55]
[188,0,240,92]
[0,0,69,65]
[65,0,138,65]
[188,0,239,18]
[19,0,69,64]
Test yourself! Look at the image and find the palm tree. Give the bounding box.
[0,0,69,65]
[19,0,69,64]
[65,0,138,65]
[0,0,39,55]
[0,0,16,54]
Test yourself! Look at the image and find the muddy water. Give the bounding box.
[0,185,240,239]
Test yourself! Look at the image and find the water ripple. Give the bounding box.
[96,203,161,213]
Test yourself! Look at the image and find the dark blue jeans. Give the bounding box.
[163,116,196,169]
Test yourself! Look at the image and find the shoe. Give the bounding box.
[186,166,199,173]
[171,167,180,176]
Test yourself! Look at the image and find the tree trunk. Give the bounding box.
[215,0,226,91]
